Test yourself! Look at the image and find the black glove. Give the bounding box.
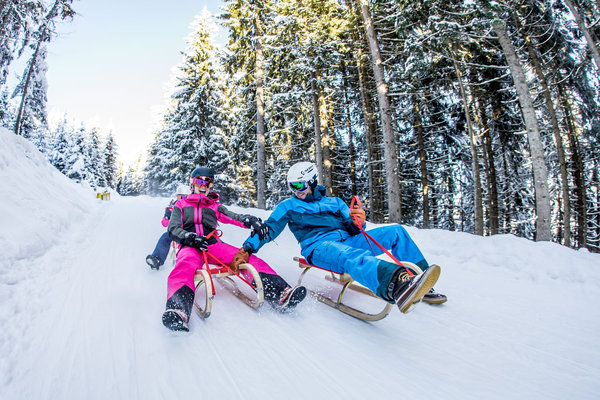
[182,232,208,251]
[242,216,269,241]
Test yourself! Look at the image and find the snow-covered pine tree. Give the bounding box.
[85,128,106,189]
[64,124,88,183]
[48,116,72,174]
[146,10,235,201]
[0,0,45,87]
[103,133,118,189]
[0,88,15,127]
[12,43,49,140]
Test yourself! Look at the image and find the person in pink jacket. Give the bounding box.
[162,167,306,332]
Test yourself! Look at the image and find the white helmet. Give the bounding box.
[287,161,318,191]
[175,185,189,196]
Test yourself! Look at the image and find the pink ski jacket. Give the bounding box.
[167,192,249,245]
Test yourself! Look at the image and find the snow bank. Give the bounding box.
[0,127,96,274]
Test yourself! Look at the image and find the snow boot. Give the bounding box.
[275,286,307,312]
[146,254,162,270]
[162,309,189,332]
[393,265,440,313]
[421,287,447,305]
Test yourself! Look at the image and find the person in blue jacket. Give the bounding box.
[231,161,447,313]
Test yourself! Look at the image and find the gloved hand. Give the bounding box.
[182,232,208,251]
[242,216,269,241]
[230,248,250,273]
[350,206,366,228]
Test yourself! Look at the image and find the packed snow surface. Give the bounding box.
[1,127,599,399]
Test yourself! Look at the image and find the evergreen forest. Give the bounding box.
[2,0,599,252]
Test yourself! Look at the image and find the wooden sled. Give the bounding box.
[193,262,264,319]
[294,257,423,321]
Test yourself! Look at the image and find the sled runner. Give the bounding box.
[193,258,264,319]
[294,257,424,321]
[168,241,178,266]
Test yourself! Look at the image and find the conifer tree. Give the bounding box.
[103,133,118,189]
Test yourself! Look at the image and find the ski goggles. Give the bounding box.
[289,181,309,192]
[191,176,214,187]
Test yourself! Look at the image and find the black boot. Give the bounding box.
[146,254,162,270]
[275,286,307,312]
[163,286,194,331]
[392,265,441,313]
[162,309,189,332]
[421,287,447,304]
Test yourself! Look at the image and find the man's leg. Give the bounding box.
[348,225,447,304]
[345,225,428,270]
[309,241,396,299]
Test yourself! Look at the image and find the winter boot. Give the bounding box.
[275,286,307,312]
[421,287,447,305]
[146,254,162,270]
[162,309,189,332]
[393,265,440,313]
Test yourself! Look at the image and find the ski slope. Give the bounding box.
[1,128,599,400]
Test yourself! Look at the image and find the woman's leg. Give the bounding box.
[166,246,202,316]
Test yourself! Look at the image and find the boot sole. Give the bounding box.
[162,310,189,332]
[422,296,447,305]
[397,265,440,313]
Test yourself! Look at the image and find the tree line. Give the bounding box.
[146,0,600,252]
[2,1,599,252]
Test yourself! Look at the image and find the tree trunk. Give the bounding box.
[311,72,325,186]
[14,38,42,136]
[514,13,571,246]
[493,20,552,241]
[357,0,402,222]
[452,55,484,236]
[413,97,430,229]
[341,61,357,197]
[558,81,587,249]
[562,0,600,71]
[355,45,385,222]
[255,37,266,209]
[318,83,333,194]
[475,92,499,235]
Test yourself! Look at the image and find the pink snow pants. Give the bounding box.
[167,241,276,300]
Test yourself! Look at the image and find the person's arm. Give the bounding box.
[215,204,249,228]
[167,206,187,244]
[161,206,172,227]
[337,198,362,235]
[242,202,290,254]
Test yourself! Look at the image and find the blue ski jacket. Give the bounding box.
[243,185,364,260]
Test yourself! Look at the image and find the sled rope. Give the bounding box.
[350,196,415,277]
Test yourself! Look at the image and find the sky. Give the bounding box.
[1,125,600,399]
[45,0,226,167]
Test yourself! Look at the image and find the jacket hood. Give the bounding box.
[185,191,220,205]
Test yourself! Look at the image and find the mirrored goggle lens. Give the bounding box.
[289,181,308,192]
[192,177,213,186]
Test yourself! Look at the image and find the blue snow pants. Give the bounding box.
[152,232,172,265]
[308,225,428,298]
